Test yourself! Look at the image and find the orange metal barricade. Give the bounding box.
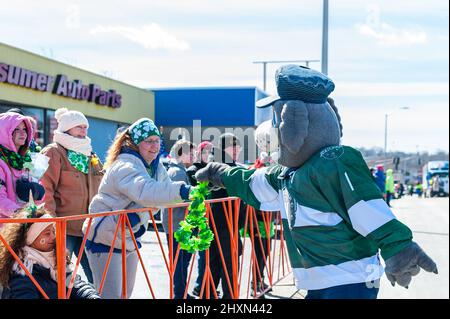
[0,197,291,299]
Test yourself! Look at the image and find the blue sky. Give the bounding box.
[0,0,448,153]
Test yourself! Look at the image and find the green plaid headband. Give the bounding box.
[128,118,160,145]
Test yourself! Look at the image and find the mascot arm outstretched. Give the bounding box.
[195,162,282,212]
[196,148,438,289]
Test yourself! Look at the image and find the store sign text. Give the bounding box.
[0,62,122,108]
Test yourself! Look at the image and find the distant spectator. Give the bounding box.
[415,182,423,197]
[408,184,414,196]
[26,117,42,153]
[431,175,441,196]
[162,139,195,299]
[207,133,246,299]
[369,167,376,179]
[398,183,405,198]
[186,141,214,297]
[385,169,395,207]
[374,165,386,195]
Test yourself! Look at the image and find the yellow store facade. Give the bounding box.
[0,42,154,159]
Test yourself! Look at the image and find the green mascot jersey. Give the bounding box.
[221,145,413,290]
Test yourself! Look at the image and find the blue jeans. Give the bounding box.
[305,281,379,299]
[194,250,206,291]
[167,234,193,299]
[66,235,94,284]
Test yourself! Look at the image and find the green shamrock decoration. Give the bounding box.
[174,182,214,253]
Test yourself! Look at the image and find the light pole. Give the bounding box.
[322,0,329,75]
[384,107,410,167]
[384,113,388,167]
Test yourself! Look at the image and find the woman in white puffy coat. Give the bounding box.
[82,118,191,299]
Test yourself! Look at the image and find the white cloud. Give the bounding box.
[355,3,428,46]
[90,24,190,51]
[357,22,428,46]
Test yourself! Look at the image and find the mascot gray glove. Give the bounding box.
[194,162,229,189]
[385,241,438,288]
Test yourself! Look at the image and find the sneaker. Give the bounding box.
[193,287,222,299]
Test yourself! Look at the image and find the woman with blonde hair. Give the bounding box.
[83,118,191,299]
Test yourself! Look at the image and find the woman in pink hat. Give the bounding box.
[0,112,45,219]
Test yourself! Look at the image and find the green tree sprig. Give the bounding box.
[174,182,214,253]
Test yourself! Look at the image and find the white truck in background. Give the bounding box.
[422,161,449,197]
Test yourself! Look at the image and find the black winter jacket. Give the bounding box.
[2,264,100,299]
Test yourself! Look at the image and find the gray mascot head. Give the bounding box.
[256,64,343,168]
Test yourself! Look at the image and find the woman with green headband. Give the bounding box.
[83,118,191,299]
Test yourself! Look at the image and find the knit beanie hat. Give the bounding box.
[198,141,213,154]
[54,108,89,133]
[128,118,160,145]
[26,214,55,245]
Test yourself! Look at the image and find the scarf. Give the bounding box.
[67,150,89,174]
[13,246,57,282]
[53,131,92,156]
[0,144,31,170]
[120,147,159,178]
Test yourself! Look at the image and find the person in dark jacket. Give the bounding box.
[206,133,246,299]
[162,139,195,299]
[186,141,215,185]
[186,141,214,297]
[0,205,100,299]
[374,165,386,196]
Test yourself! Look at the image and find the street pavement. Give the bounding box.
[130,221,294,299]
[266,196,449,299]
[78,196,447,299]
[378,196,448,299]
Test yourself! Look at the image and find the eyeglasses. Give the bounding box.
[142,139,160,145]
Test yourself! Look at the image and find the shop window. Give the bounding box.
[45,109,57,146]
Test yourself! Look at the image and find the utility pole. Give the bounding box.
[384,107,410,168]
[384,113,388,167]
[322,0,329,75]
[253,59,320,91]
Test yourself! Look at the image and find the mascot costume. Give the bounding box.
[196,64,438,299]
